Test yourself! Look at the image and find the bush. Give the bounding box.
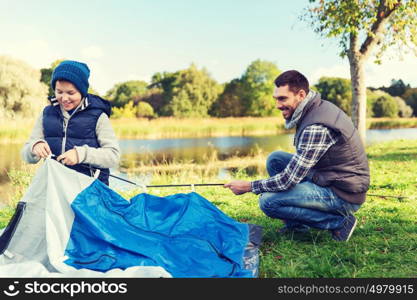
[111,101,137,119]
[136,101,154,118]
[372,96,399,118]
[395,97,413,118]
[0,55,48,118]
[315,77,352,115]
[403,88,417,116]
[105,80,148,108]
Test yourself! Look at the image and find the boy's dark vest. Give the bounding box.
[294,93,370,204]
[43,94,111,185]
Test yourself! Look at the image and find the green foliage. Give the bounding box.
[0,55,48,118]
[403,88,417,116]
[380,79,410,97]
[136,101,154,118]
[394,96,413,118]
[209,80,245,117]
[240,60,281,117]
[373,96,399,117]
[163,64,222,118]
[105,80,148,108]
[368,89,413,118]
[210,60,282,117]
[367,89,400,118]
[111,101,137,119]
[136,87,164,116]
[40,59,64,97]
[304,1,417,60]
[314,77,352,115]
[110,101,155,119]
[148,72,177,116]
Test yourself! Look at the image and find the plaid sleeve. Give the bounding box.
[251,125,338,194]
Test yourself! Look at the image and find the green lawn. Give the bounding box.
[1,140,416,277]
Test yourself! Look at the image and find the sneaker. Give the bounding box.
[331,214,357,241]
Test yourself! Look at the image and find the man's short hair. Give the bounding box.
[274,70,309,94]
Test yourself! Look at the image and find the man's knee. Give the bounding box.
[266,151,288,166]
[259,193,282,218]
[266,151,291,176]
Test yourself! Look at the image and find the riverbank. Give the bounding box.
[1,117,417,143]
[1,140,416,277]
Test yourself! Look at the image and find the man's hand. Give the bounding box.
[32,141,51,158]
[57,149,79,166]
[224,180,252,195]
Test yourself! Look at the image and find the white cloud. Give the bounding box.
[81,46,104,60]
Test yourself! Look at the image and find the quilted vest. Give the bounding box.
[294,93,370,204]
[43,94,111,185]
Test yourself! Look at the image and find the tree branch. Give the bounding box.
[360,0,401,58]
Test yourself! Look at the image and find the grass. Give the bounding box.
[368,117,417,130]
[1,117,417,143]
[0,118,34,144]
[1,140,416,277]
[110,117,287,139]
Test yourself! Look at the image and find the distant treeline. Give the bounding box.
[1,55,416,119]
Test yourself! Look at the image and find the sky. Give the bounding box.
[1,0,416,95]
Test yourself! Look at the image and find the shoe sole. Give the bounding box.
[345,217,357,242]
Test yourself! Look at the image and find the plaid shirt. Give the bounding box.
[251,124,338,194]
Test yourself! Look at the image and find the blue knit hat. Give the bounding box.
[51,60,90,97]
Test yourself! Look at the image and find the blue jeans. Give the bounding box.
[259,151,361,230]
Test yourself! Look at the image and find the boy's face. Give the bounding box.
[55,80,82,111]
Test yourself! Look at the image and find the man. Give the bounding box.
[224,70,370,241]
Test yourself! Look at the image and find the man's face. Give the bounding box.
[273,85,306,120]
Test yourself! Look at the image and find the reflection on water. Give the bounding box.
[119,134,294,166]
[0,144,26,204]
[366,128,417,145]
[1,128,417,204]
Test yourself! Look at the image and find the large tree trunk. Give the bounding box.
[349,49,367,146]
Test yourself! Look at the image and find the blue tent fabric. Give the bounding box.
[64,180,254,277]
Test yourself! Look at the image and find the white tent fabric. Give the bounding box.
[0,159,171,278]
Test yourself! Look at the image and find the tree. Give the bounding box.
[0,55,48,118]
[147,71,177,116]
[314,77,352,115]
[136,101,155,118]
[395,96,413,117]
[163,64,222,117]
[105,80,148,108]
[240,59,281,117]
[209,80,245,117]
[403,88,417,116]
[40,59,64,97]
[373,96,399,117]
[304,0,417,143]
[380,79,410,97]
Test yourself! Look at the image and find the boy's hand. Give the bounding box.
[32,141,51,158]
[57,149,79,166]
